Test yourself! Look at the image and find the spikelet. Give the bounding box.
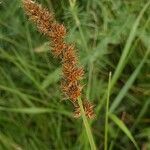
[62,44,78,64]
[49,23,66,39]
[62,63,84,83]
[61,81,83,102]
[22,0,54,36]
[74,100,95,119]
[22,0,95,119]
[51,42,66,58]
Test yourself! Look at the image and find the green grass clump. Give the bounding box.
[0,0,150,149]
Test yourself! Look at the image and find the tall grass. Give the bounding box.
[0,0,150,149]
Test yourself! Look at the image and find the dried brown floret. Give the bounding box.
[62,44,78,64]
[49,23,67,39]
[51,42,66,58]
[62,64,84,83]
[23,0,54,36]
[74,100,96,119]
[61,81,82,102]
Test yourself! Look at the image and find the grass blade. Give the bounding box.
[95,0,150,115]
[104,72,112,150]
[110,48,150,112]
[132,98,150,130]
[41,68,61,89]
[109,113,139,150]
[110,0,150,90]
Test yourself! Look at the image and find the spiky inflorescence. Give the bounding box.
[74,100,96,119]
[22,0,95,119]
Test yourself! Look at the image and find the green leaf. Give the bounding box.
[110,48,150,112]
[110,1,150,90]
[41,68,61,89]
[109,113,139,150]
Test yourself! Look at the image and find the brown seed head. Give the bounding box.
[22,0,95,119]
[22,0,54,36]
[62,44,78,65]
[61,81,82,102]
[74,100,96,119]
[62,64,84,83]
[51,42,66,58]
[49,23,67,39]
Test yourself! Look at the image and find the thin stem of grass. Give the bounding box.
[104,72,112,150]
[77,97,96,150]
[110,48,150,112]
[86,61,93,99]
[69,0,88,52]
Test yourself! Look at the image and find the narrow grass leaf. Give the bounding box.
[0,107,53,114]
[0,134,23,150]
[110,48,150,112]
[110,1,150,90]
[0,106,71,117]
[109,113,139,150]
[104,72,112,150]
[132,98,150,130]
[41,68,61,89]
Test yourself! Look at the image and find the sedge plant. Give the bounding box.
[22,0,96,149]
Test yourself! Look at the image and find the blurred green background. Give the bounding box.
[0,0,150,149]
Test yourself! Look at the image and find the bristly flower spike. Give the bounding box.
[22,0,95,119]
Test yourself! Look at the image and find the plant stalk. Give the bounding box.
[77,97,97,150]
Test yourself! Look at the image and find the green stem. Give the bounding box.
[77,97,97,150]
[104,72,112,150]
[69,0,88,52]
[86,61,93,99]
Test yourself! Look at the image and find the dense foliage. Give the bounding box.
[0,0,149,149]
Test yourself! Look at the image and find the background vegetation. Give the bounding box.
[0,0,150,149]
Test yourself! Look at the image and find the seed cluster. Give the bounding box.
[22,0,95,118]
[74,100,95,119]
